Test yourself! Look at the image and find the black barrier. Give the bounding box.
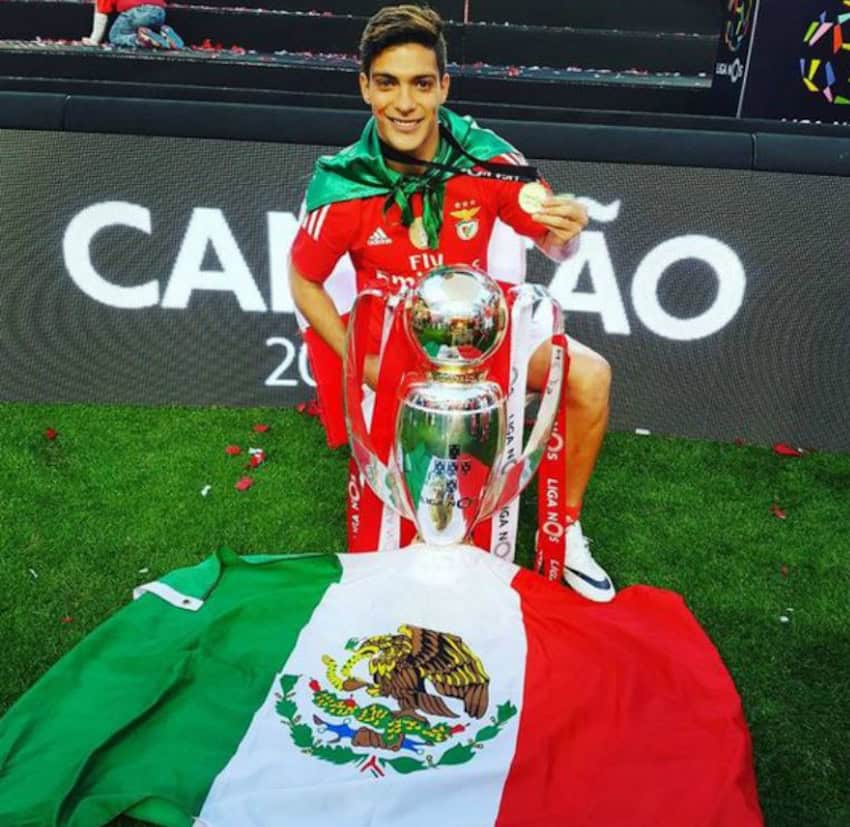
[6,92,850,161]
[2,127,848,451]
[0,91,66,129]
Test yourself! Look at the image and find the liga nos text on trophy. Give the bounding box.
[343,264,572,570]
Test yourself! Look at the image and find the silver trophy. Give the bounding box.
[344,265,565,548]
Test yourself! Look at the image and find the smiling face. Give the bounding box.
[359,42,450,170]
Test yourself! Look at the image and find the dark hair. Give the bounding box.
[359,5,447,77]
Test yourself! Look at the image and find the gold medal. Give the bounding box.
[408,217,429,249]
[518,181,550,214]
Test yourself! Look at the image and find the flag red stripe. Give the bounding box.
[496,571,763,826]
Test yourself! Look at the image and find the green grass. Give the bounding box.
[1,401,849,825]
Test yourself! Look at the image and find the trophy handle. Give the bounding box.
[343,289,417,522]
[480,284,566,518]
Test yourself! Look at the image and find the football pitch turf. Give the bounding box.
[0,401,848,826]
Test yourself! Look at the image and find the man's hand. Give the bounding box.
[533,195,589,262]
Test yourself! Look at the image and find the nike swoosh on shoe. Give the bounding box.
[565,567,612,591]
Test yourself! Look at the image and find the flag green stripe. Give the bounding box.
[0,549,342,827]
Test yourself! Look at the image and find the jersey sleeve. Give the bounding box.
[487,153,551,246]
[290,200,358,284]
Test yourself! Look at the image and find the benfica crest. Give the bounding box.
[276,624,516,778]
[451,206,481,241]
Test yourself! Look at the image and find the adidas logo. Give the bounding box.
[367,227,392,246]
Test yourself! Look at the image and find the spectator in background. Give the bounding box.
[82,0,184,49]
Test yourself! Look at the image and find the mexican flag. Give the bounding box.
[0,547,763,826]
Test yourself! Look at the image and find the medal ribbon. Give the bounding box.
[486,290,533,562]
[346,292,415,552]
[306,108,540,249]
[378,127,539,182]
[535,334,570,581]
[379,126,539,249]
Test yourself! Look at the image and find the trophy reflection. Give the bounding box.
[344,265,564,549]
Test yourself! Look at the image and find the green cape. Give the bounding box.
[304,108,515,249]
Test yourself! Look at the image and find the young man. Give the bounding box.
[289,4,615,602]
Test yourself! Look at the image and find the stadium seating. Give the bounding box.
[0,0,723,114]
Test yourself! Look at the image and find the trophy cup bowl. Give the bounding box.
[395,266,508,545]
[344,264,565,550]
[405,265,508,374]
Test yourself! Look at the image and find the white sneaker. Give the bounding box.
[563,521,616,603]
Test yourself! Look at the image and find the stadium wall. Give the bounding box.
[2,93,848,451]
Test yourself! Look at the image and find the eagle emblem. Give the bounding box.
[275,625,516,779]
[325,624,489,719]
[450,206,480,241]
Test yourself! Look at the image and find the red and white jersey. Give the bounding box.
[290,156,550,297]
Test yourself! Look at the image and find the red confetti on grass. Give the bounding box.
[60,616,74,624]
[770,503,787,520]
[296,399,322,417]
[225,445,242,456]
[44,428,58,441]
[252,423,270,433]
[234,477,254,491]
[780,564,789,577]
[248,450,266,468]
[773,443,803,457]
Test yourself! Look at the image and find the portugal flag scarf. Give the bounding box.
[305,108,517,249]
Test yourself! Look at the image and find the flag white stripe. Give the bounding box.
[199,549,526,827]
[489,294,532,562]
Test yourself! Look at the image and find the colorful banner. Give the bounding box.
[710,0,761,116]
[738,0,850,121]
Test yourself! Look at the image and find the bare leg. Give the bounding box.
[528,336,612,508]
